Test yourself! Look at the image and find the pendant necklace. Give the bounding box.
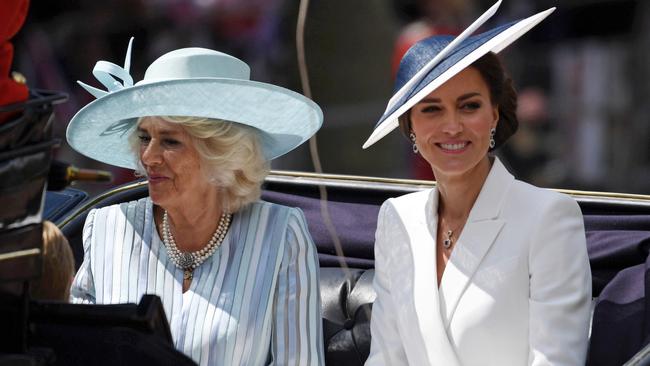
[443,229,454,249]
[162,210,232,284]
[440,216,463,250]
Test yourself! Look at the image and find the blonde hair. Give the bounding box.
[30,221,75,301]
[130,116,270,213]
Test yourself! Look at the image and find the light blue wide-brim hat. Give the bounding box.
[363,1,554,149]
[67,39,323,170]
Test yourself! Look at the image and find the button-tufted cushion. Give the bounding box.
[320,268,376,366]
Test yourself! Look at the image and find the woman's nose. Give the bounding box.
[442,112,463,135]
[141,141,162,166]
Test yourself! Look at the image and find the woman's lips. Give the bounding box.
[436,141,470,153]
[147,174,169,183]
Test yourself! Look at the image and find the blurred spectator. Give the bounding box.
[499,87,555,186]
[29,221,75,301]
[392,0,475,75]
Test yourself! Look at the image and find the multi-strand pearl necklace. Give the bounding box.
[162,210,232,281]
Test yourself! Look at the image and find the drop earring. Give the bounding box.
[489,128,496,149]
[410,132,418,154]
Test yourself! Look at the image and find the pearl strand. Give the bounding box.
[162,210,232,271]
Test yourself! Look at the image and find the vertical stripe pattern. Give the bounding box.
[70,197,324,366]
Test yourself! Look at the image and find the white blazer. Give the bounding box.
[366,158,592,366]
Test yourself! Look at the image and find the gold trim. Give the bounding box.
[11,71,27,84]
[554,188,650,202]
[0,248,41,262]
[269,170,437,186]
[272,170,650,201]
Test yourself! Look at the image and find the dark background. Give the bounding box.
[13,0,650,195]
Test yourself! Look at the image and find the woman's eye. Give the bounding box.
[163,139,180,147]
[138,135,151,143]
[461,102,481,111]
[420,105,441,113]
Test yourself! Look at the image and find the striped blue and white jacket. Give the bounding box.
[71,197,324,366]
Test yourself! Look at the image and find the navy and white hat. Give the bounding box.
[363,1,554,149]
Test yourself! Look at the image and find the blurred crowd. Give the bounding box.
[13,0,650,195]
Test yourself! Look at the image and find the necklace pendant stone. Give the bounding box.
[184,269,193,281]
[443,238,452,249]
[442,229,454,249]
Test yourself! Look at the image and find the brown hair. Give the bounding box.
[30,221,75,301]
[398,52,518,149]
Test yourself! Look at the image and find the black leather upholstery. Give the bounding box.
[320,268,375,365]
[28,295,196,365]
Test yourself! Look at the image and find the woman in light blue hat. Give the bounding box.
[68,40,324,365]
[363,2,591,365]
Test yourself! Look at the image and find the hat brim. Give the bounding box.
[67,78,322,170]
[363,7,554,149]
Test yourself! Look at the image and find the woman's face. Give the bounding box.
[410,66,498,179]
[137,117,212,208]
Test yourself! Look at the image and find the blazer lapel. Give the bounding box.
[404,189,461,365]
[439,158,514,326]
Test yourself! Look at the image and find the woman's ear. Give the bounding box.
[492,105,500,129]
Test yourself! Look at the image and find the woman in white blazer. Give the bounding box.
[362,3,592,365]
